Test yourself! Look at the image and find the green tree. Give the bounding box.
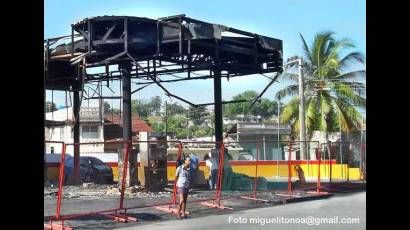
[132,96,163,118]
[166,102,186,115]
[103,102,111,114]
[149,96,162,115]
[223,90,256,117]
[277,32,366,141]
[195,126,212,137]
[167,114,188,139]
[147,116,165,132]
[188,105,209,125]
[252,98,278,118]
[131,99,150,118]
[223,90,278,119]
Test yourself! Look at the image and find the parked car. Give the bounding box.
[64,156,114,184]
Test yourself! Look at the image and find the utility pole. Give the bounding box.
[339,113,343,174]
[277,99,280,177]
[297,58,306,160]
[283,57,306,160]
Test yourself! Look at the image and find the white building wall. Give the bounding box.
[46,106,105,154]
[308,131,341,160]
[46,124,105,154]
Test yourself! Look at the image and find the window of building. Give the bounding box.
[81,125,100,139]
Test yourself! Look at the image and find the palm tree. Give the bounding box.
[276,32,366,153]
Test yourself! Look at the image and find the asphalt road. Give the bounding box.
[115,192,366,230]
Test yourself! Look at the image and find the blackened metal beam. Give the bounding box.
[249,73,280,109]
[130,83,152,94]
[127,53,196,107]
[73,89,81,184]
[120,61,137,186]
[121,63,132,143]
[71,27,74,58]
[146,73,196,106]
[213,37,223,149]
[91,51,127,66]
[187,39,191,78]
[124,18,128,52]
[70,51,98,65]
[156,21,161,55]
[83,96,122,100]
[87,19,92,53]
[102,22,118,41]
[76,28,89,41]
[44,34,81,43]
[213,68,223,148]
[179,16,183,55]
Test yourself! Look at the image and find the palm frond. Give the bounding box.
[317,92,332,131]
[305,97,318,137]
[280,98,299,134]
[275,84,299,100]
[331,38,355,54]
[333,99,363,132]
[331,83,366,106]
[340,51,365,68]
[299,33,313,64]
[277,72,299,83]
[330,70,366,81]
[311,31,335,72]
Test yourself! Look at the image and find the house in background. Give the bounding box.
[45,106,104,154]
[227,122,291,160]
[103,114,153,152]
[223,115,263,125]
[45,107,154,154]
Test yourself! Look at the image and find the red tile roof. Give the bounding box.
[104,114,153,133]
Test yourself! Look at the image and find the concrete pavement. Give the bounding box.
[115,192,366,230]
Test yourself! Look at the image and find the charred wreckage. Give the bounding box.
[44,14,283,185]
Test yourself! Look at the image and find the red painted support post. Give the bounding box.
[329,143,333,184]
[316,148,321,193]
[347,143,350,182]
[56,143,67,220]
[360,143,366,182]
[119,142,130,210]
[288,141,292,195]
[216,143,225,206]
[253,143,259,199]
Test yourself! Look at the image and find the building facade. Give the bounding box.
[227,122,291,160]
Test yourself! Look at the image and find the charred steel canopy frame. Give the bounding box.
[45,14,283,100]
[44,14,283,183]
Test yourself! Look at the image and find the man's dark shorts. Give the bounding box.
[177,187,189,196]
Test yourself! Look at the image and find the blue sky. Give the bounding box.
[45,0,366,111]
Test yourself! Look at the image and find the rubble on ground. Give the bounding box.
[44,183,176,200]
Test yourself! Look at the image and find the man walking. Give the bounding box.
[175,156,191,219]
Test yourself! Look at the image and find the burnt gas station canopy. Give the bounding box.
[45,14,283,98]
[44,15,283,185]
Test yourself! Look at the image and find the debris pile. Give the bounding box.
[44,183,178,200]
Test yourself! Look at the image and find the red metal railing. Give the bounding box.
[45,139,331,229]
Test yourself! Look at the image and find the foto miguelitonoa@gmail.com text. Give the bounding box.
[228,216,360,226]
